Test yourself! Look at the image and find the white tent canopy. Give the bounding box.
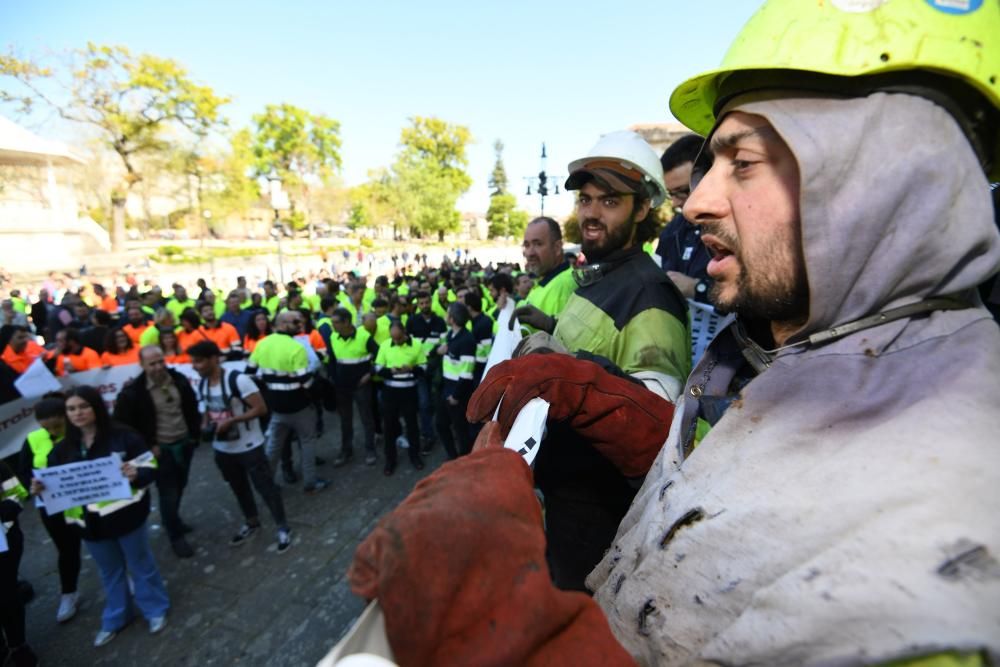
[0,115,83,166]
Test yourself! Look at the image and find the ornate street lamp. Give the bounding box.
[524,142,561,217]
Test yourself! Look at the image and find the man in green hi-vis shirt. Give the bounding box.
[512,216,578,333]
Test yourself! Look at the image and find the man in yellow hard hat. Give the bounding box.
[339,2,1000,665]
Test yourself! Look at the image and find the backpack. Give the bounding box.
[198,369,270,433]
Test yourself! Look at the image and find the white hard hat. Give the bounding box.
[565,130,667,208]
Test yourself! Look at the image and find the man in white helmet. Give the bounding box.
[342,2,1000,665]
[505,130,692,592]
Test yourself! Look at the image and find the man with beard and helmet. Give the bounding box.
[506,130,693,593]
[555,131,691,399]
[336,2,1000,666]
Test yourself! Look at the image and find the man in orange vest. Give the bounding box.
[0,327,44,375]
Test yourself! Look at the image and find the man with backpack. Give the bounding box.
[187,341,292,554]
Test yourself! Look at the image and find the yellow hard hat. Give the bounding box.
[669,0,1000,179]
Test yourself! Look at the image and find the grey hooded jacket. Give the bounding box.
[588,93,1000,666]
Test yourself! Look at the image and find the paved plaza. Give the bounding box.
[17,428,444,666]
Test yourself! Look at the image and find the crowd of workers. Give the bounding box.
[4,2,1000,665]
[0,202,668,662]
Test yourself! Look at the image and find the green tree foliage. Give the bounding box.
[367,116,472,240]
[0,43,229,249]
[562,211,582,244]
[486,192,529,239]
[485,138,528,238]
[200,128,260,222]
[488,139,508,195]
[250,103,342,187]
[348,169,401,233]
[250,104,342,233]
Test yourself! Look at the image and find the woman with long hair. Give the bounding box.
[159,329,189,365]
[176,308,205,354]
[100,328,139,368]
[16,392,82,624]
[243,310,272,353]
[34,386,169,647]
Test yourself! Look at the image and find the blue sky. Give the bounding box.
[1,1,759,217]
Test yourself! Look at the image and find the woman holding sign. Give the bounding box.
[34,386,170,648]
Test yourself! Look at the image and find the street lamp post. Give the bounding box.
[267,170,289,284]
[524,142,561,218]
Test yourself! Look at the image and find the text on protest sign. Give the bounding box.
[34,453,133,514]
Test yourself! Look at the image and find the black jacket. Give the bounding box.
[655,213,713,303]
[113,369,200,446]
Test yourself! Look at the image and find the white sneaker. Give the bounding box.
[149,615,167,634]
[94,628,117,647]
[57,592,79,623]
[277,529,292,554]
[396,435,410,449]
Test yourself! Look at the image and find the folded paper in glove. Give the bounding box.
[503,397,549,467]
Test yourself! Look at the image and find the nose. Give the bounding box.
[577,199,598,222]
[682,164,727,227]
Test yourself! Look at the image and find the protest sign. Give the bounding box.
[14,357,61,398]
[481,299,522,380]
[34,453,133,514]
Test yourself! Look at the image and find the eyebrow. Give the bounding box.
[708,125,781,156]
[577,191,623,199]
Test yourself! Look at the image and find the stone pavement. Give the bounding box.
[18,430,447,666]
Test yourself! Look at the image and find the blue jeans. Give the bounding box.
[84,522,170,631]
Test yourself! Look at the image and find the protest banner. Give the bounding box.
[0,360,246,460]
[34,453,133,514]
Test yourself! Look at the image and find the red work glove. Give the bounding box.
[467,355,674,477]
[349,448,636,667]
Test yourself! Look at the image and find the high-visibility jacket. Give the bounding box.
[304,293,322,313]
[22,429,83,523]
[553,246,689,402]
[27,428,57,470]
[264,295,281,316]
[248,332,312,413]
[1,460,28,535]
[328,327,378,390]
[177,328,209,353]
[165,297,197,320]
[121,322,151,345]
[342,300,365,327]
[100,295,119,313]
[308,328,326,355]
[51,346,101,376]
[198,322,241,353]
[406,312,447,362]
[375,337,426,389]
[525,262,578,322]
[1,339,44,374]
[441,328,476,403]
[100,347,139,367]
[139,325,165,347]
[469,312,495,366]
[374,315,392,346]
